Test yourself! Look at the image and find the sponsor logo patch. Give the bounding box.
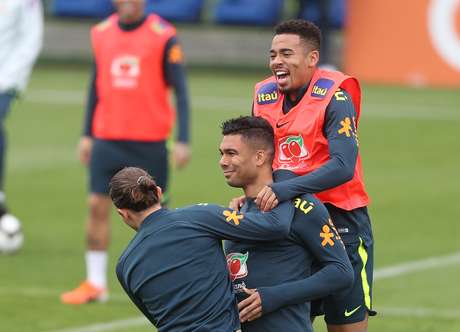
[151,20,168,34]
[168,44,184,64]
[320,224,335,247]
[338,116,359,146]
[345,305,362,317]
[311,78,334,98]
[223,210,244,226]
[226,252,249,281]
[256,82,279,105]
[111,55,140,89]
[294,198,314,214]
[278,135,309,163]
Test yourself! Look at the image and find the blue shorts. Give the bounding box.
[0,91,16,122]
[311,204,376,324]
[89,139,168,197]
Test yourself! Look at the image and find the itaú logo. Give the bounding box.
[428,0,460,71]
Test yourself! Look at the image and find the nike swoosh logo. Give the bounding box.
[276,121,290,128]
[344,305,361,317]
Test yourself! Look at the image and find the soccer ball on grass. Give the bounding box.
[0,214,23,254]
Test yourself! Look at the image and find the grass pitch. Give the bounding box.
[0,65,459,332]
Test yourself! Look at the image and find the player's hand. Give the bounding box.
[238,287,262,323]
[78,136,93,166]
[255,185,279,212]
[229,196,246,211]
[173,142,191,169]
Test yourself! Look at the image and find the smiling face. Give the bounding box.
[269,34,319,99]
[112,0,145,23]
[219,134,260,188]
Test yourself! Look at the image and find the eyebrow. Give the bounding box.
[270,48,294,53]
[220,148,238,154]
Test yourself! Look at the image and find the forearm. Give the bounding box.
[82,64,97,137]
[193,202,294,241]
[272,151,356,201]
[172,65,190,143]
[164,37,190,143]
[258,262,354,314]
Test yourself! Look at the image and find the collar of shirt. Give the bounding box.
[282,81,311,114]
[118,15,147,31]
[139,208,170,231]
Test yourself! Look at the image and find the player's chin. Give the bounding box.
[226,178,243,188]
[276,82,291,93]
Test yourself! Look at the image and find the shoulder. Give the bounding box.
[147,14,176,37]
[178,204,246,224]
[254,78,280,105]
[332,88,352,102]
[176,203,225,216]
[92,15,116,34]
[326,88,356,118]
[255,76,276,90]
[292,194,330,224]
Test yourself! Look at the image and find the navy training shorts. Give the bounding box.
[311,204,376,324]
[89,139,168,197]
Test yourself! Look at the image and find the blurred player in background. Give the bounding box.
[111,166,295,332]
[220,116,353,332]
[61,0,191,304]
[0,0,43,217]
[249,19,375,332]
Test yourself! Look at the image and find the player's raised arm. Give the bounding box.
[182,201,294,242]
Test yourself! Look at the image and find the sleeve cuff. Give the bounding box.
[257,287,279,314]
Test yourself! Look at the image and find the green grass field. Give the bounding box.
[0,65,459,332]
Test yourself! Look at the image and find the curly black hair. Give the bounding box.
[221,116,274,155]
[274,19,321,51]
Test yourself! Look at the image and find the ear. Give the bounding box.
[156,186,163,203]
[308,50,320,68]
[117,208,129,220]
[254,150,267,166]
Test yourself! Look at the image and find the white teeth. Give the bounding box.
[275,71,288,79]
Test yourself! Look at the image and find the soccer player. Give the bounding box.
[61,0,191,304]
[111,166,295,332]
[251,20,375,332]
[0,0,43,216]
[220,116,353,332]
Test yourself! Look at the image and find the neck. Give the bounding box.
[118,15,146,30]
[288,82,310,103]
[133,204,162,230]
[243,169,273,198]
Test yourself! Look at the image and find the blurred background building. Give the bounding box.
[41,0,346,71]
[40,0,460,87]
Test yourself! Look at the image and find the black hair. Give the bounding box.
[221,116,274,155]
[274,19,321,51]
[109,167,160,212]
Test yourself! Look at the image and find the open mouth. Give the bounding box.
[275,70,289,85]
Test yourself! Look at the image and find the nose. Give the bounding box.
[270,54,282,68]
[219,154,228,168]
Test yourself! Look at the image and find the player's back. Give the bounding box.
[116,207,240,332]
